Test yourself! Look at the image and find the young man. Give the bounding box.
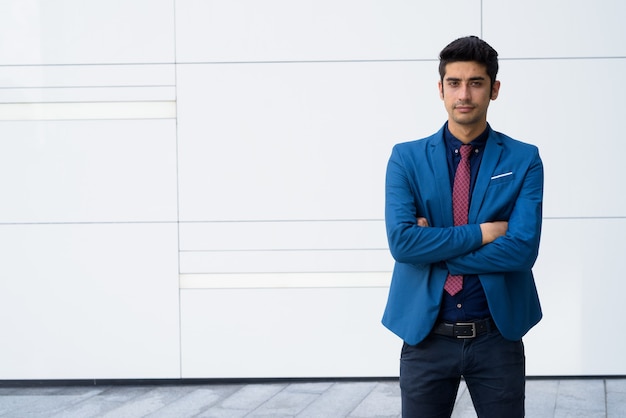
[382,36,543,417]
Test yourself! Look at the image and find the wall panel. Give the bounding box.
[0,64,176,89]
[179,220,387,251]
[0,223,180,379]
[489,58,626,218]
[175,0,480,62]
[0,0,175,65]
[176,61,444,222]
[0,119,178,223]
[525,218,626,376]
[484,0,626,58]
[180,249,391,274]
[180,287,398,378]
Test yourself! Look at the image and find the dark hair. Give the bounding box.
[439,36,499,87]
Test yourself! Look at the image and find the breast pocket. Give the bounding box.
[489,171,514,185]
[482,171,519,220]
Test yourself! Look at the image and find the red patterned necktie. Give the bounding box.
[444,144,472,296]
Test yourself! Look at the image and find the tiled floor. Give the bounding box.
[0,378,624,417]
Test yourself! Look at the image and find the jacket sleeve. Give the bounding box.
[446,151,544,274]
[385,145,483,266]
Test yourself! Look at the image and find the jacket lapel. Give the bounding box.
[428,129,454,227]
[469,131,503,223]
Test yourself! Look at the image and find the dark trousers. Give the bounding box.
[400,328,525,418]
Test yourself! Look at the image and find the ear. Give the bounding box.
[438,80,444,100]
[490,80,501,100]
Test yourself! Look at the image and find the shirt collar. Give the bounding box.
[443,122,490,155]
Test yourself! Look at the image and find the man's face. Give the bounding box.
[438,61,500,130]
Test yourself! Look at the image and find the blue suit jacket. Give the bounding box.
[382,125,543,345]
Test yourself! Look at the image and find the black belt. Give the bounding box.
[432,318,495,339]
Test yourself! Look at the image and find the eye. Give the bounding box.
[470,81,483,87]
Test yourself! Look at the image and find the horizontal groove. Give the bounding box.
[179,219,384,223]
[0,85,174,90]
[2,55,625,69]
[180,272,391,289]
[180,248,388,253]
[0,101,176,121]
[0,221,178,226]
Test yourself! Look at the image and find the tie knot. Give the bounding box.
[460,144,472,159]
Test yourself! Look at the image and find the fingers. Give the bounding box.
[417,217,429,227]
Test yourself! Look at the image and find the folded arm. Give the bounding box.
[446,154,544,274]
[385,147,485,265]
[386,143,543,273]
[419,217,508,245]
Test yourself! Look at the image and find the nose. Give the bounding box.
[458,83,471,101]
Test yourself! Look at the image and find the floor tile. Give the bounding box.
[0,378,623,417]
[348,381,401,418]
[297,381,377,418]
[554,379,606,418]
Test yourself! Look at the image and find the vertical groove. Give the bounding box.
[171,0,184,380]
[604,379,609,417]
[480,0,484,37]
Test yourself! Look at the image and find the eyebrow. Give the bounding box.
[445,76,486,82]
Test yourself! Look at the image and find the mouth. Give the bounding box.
[454,105,475,113]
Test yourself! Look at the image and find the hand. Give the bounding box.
[416,217,429,227]
[480,221,508,245]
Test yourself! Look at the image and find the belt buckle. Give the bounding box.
[455,322,476,339]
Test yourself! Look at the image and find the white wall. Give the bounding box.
[484,0,626,375]
[0,0,624,379]
[0,0,180,380]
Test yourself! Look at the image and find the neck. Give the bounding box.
[448,120,487,144]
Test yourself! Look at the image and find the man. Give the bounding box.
[382,36,543,417]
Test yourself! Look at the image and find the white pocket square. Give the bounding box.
[491,171,513,180]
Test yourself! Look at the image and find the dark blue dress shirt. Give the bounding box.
[438,123,491,323]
